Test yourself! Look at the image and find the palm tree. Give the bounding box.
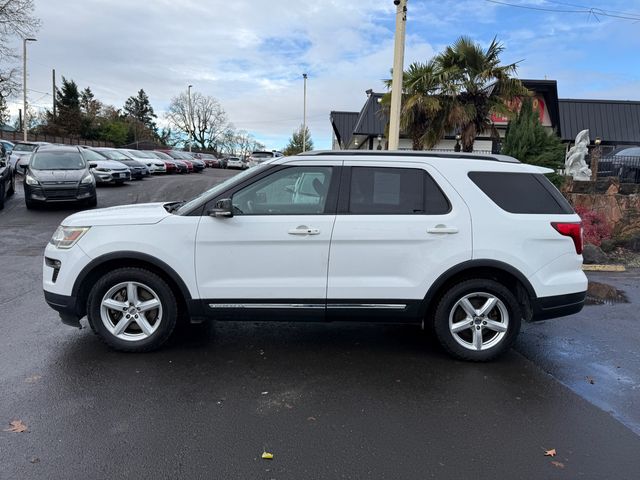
[436,36,527,152]
[382,61,445,150]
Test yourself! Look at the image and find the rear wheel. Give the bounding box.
[433,279,521,361]
[87,268,178,352]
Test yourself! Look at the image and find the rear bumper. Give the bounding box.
[43,290,82,328]
[530,291,586,321]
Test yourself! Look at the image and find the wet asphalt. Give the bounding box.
[1,169,639,479]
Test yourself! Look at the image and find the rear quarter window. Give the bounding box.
[468,172,574,214]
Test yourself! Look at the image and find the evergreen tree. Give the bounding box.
[501,98,566,185]
[54,77,82,135]
[283,125,313,155]
[123,89,157,132]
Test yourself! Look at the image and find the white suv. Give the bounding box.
[43,152,587,360]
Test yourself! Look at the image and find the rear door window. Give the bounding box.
[348,167,450,215]
[468,172,573,214]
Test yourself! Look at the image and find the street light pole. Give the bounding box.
[302,73,307,153]
[23,37,37,142]
[187,84,193,152]
[388,0,407,151]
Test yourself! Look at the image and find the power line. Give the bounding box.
[484,0,640,21]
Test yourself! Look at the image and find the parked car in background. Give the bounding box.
[226,156,246,170]
[0,146,16,210]
[1,140,15,158]
[145,151,178,174]
[199,153,225,168]
[83,148,149,180]
[246,150,283,168]
[159,150,193,173]
[23,145,96,209]
[9,141,50,170]
[599,146,640,183]
[122,149,166,174]
[84,150,131,185]
[91,148,150,179]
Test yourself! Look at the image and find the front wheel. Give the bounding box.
[87,268,178,352]
[7,173,15,196]
[433,279,521,361]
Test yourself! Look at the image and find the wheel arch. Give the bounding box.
[73,251,193,319]
[421,260,535,325]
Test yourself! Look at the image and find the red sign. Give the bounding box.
[491,97,546,125]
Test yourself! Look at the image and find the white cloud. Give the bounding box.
[5,0,639,149]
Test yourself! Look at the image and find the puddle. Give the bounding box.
[586,281,629,305]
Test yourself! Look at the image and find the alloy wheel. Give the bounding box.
[448,292,509,351]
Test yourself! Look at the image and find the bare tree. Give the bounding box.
[165,91,232,150]
[233,130,264,158]
[0,0,40,106]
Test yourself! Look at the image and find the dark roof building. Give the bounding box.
[330,79,640,152]
[559,99,640,146]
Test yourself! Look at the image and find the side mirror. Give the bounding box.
[89,162,98,169]
[208,198,233,218]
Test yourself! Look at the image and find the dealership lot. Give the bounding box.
[1,169,640,479]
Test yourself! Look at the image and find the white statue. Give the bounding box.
[565,129,592,181]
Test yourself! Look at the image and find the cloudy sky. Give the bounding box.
[7,0,640,149]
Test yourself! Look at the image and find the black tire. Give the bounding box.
[25,196,35,210]
[0,183,4,210]
[86,267,178,352]
[433,279,521,362]
[7,173,15,196]
[86,196,97,208]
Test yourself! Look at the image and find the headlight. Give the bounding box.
[95,168,111,172]
[81,173,95,184]
[50,226,90,249]
[25,174,39,186]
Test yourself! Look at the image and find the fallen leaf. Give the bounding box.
[544,449,557,457]
[4,420,27,433]
[24,375,42,384]
[261,391,269,395]
[30,457,40,464]
[261,451,274,460]
[307,416,316,421]
[586,376,595,385]
[551,461,565,469]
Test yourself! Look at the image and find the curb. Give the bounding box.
[582,264,626,272]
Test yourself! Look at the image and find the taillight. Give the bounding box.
[551,222,583,255]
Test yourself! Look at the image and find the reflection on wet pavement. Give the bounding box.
[586,281,629,305]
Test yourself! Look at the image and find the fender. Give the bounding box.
[421,259,536,314]
[72,251,193,302]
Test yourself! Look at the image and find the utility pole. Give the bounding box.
[388,0,407,151]
[187,85,193,152]
[52,68,56,119]
[302,73,307,153]
[23,37,37,141]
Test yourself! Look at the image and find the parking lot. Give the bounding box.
[1,169,640,479]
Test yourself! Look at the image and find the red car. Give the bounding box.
[145,151,178,174]
[158,150,194,173]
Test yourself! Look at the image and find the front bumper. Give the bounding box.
[530,291,587,321]
[44,290,82,328]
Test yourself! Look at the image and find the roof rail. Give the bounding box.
[297,150,520,163]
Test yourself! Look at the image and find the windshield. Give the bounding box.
[82,149,107,162]
[175,164,269,215]
[252,152,272,158]
[126,150,154,159]
[13,143,37,152]
[149,151,172,160]
[31,151,86,170]
[615,147,640,157]
[98,149,130,161]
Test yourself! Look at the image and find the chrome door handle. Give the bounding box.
[288,225,320,235]
[427,224,459,234]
